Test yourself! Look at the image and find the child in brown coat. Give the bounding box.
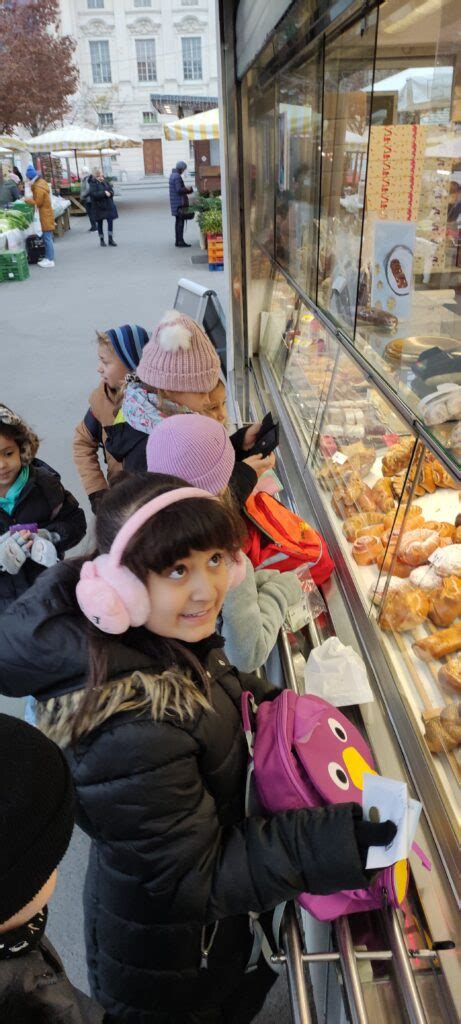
[73,324,149,513]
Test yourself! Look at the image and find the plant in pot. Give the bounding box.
[201,207,223,242]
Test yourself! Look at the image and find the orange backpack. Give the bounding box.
[243,492,334,585]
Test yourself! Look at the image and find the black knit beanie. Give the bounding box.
[0,714,75,924]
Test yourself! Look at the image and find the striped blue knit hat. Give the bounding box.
[105,324,150,370]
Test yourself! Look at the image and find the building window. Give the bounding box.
[134,0,151,6]
[182,37,202,81]
[90,40,111,83]
[181,0,199,5]
[142,111,157,124]
[98,111,114,127]
[87,0,104,7]
[136,38,157,82]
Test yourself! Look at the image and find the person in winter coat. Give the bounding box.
[0,713,105,1024]
[80,165,97,231]
[0,474,395,1023]
[88,167,119,248]
[73,324,150,513]
[0,405,86,611]
[0,172,21,207]
[169,160,193,247]
[104,309,274,508]
[147,413,302,671]
[24,164,56,268]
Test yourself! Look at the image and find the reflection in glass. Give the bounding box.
[275,48,322,298]
[318,14,377,331]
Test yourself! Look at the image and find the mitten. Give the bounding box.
[0,533,29,574]
[30,535,58,568]
[353,814,397,870]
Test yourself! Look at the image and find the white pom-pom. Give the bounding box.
[158,321,191,352]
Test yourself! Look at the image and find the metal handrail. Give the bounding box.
[276,625,433,1024]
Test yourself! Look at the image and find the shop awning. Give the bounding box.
[27,126,140,152]
[0,135,28,152]
[151,94,217,115]
[164,108,220,141]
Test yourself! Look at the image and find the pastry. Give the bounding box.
[423,704,461,753]
[342,512,384,542]
[356,522,386,539]
[352,535,383,565]
[383,506,423,530]
[417,384,461,427]
[438,657,461,693]
[428,576,461,627]
[429,545,461,578]
[368,577,409,605]
[389,258,408,290]
[413,624,461,661]
[371,477,395,513]
[332,476,377,519]
[456,527,461,544]
[380,588,429,632]
[409,565,441,591]
[424,521,455,542]
[357,306,398,330]
[339,443,376,475]
[398,529,440,567]
[376,549,412,577]
[382,439,414,477]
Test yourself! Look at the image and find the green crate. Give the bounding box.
[0,249,29,283]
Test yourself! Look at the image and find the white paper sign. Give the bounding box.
[362,774,422,870]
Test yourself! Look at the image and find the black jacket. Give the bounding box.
[0,461,86,609]
[88,177,118,222]
[0,934,104,1023]
[104,422,257,509]
[0,562,368,1022]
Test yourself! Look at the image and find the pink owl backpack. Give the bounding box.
[241,689,412,921]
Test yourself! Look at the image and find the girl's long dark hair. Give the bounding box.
[73,472,246,741]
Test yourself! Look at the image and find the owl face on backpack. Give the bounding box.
[292,695,377,805]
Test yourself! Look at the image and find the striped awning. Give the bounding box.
[164,108,220,141]
[27,127,140,153]
[0,135,28,152]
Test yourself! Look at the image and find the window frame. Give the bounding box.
[98,111,114,127]
[89,39,112,84]
[136,37,157,83]
[142,110,157,124]
[87,0,104,8]
[181,36,203,81]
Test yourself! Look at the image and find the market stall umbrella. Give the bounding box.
[27,126,140,176]
[164,108,220,141]
[0,135,28,152]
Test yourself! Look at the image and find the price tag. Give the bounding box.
[332,451,348,465]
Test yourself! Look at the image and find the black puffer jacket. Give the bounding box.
[88,176,118,222]
[0,461,86,609]
[105,422,257,509]
[0,934,104,1023]
[0,563,368,1023]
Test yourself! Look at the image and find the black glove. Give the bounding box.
[89,490,107,515]
[354,816,397,871]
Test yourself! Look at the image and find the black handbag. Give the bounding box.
[26,234,46,264]
[178,206,194,220]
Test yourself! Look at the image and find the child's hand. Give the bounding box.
[243,452,276,477]
[242,422,261,451]
[17,529,35,551]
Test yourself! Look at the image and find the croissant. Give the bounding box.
[376,548,412,577]
[371,477,395,513]
[342,512,384,542]
[383,505,423,530]
[438,656,461,693]
[424,521,456,542]
[413,624,461,661]
[428,460,459,491]
[428,576,461,627]
[381,438,414,476]
[398,529,440,567]
[391,473,426,500]
[423,704,461,753]
[379,587,429,631]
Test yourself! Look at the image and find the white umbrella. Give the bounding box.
[27,126,140,152]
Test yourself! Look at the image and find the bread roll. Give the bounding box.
[423,703,461,753]
[380,588,429,631]
[438,657,461,693]
[413,624,461,661]
[428,576,461,627]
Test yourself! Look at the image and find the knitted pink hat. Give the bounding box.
[137,310,220,393]
[146,414,235,495]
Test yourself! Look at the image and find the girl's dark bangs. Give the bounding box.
[123,499,242,575]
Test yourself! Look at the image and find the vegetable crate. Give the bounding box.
[207,233,224,271]
[0,250,30,283]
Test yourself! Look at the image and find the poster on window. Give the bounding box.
[371,220,416,320]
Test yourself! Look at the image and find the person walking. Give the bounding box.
[169,160,193,247]
[80,165,97,232]
[24,165,56,269]
[88,167,118,248]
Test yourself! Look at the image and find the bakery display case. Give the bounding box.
[219,0,461,1016]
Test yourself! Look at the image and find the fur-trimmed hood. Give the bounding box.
[37,667,211,749]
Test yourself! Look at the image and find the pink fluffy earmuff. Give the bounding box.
[76,487,246,634]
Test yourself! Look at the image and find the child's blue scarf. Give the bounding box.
[0,466,29,516]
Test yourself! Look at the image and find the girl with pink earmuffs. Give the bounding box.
[0,473,394,1023]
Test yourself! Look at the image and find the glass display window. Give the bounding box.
[317,13,378,333]
[355,0,461,466]
[274,46,322,298]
